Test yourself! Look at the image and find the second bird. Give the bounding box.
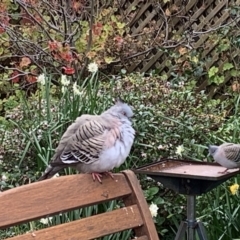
[38,98,135,183]
[208,143,240,173]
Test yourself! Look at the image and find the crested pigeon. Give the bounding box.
[208,143,240,173]
[38,99,135,183]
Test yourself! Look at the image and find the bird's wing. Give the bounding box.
[58,116,121,165]
[224,144,240,162]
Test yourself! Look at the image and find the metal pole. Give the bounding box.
[187,195,196,240]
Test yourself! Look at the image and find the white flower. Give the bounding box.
[1,174,7,181]
[149,203,159,218]
[176,145,184,157]
[61,86,67,94]
[158,145,166,150]
[146,176,153,181]
[179,81,184,87]
[40,217,53,225]
[37,73,46,85]
[53,173,59,178]
[61,75,70,86]
[87,62,98,73]
[73,82,82,96]
[157,182,163,187]
[141,152,147,158]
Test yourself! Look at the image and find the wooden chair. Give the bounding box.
[0,170,159,240]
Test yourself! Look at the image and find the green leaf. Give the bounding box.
[116,22,125,29]
[219,43,230,52]
[104,56,113,64]
[10,3,19,11]
[230,69,240,77]
[208,75,224,85]
[160,74,168,81]
[154,196,165,204]
[215,75,225,84]
[223,62,234,71]
[208,66,218,78]
[147,187,159,196]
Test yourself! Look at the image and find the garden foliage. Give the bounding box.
[0,1,240,240]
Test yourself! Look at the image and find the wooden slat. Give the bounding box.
[175,0,215,36]
[7,205,143,240]
[0,174,132,228]
[128,2,150,27]
[132,8,157,34]
[123,171,160,240]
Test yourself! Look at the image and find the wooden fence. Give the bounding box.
[108,0,240,98]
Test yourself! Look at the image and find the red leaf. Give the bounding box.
[114,36,124,44]
[48,41,60,51]
[34,13,42,23]
[114,36,124,48]
[61,52,73,62]
[20,57,31,68]
[11,70,20,83]
[92,22,103,36]
[72,0,82,12]
[0,27,5,34]
[26,75,37,83]
[62,67,75,75]
[0,11,9,33]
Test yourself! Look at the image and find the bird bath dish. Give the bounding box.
[134,159,240,240]
[134,159,240,195]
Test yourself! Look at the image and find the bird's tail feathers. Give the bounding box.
[38,165,64,181]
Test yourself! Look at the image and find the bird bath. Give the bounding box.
[134,159,240,240]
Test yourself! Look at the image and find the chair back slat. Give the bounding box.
[0,174,131,228]
[8,205,142,240]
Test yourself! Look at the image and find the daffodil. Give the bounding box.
[73,82,82,96]
[1,174,7,181]
[53,173,59,178]
[87,62,98,73]
[149,203,159,218]
[37,73,46,85]
[40,217,53,225]
[229,183,239,195]
[61,75,70,86]
[176,145,184,157]
[61,86,67,94]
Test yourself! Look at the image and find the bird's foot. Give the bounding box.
[91,171,114,183]
[103,171,115,179]
[91,172,103,183]
[218,168,229,174]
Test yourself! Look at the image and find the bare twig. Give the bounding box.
[155,4,169,43]
[14,0,54,41]
[60,0,68,42]
[79,0,94,79]
[192,16,240,35]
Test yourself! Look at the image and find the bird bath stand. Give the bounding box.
[134,159,240,240]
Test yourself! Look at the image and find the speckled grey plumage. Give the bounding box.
[208,143,240,173]
[39,99,135,181]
